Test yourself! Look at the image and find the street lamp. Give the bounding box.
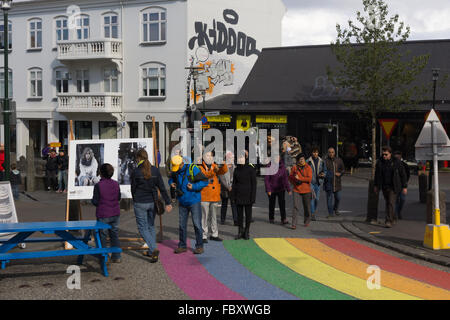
[429,68,440,190]
[2,0,12,181]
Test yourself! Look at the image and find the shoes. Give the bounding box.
[111,258,122,263]
[235,227,244,240]
[202,238,208,243]
[369,219,378,225]
[63,190,67,193]
[149,249,160,263]
[304,219,311,227]
[281,220,289,225]
[385,221,392,228]
[326,215,334,219]
[311,215,316,221]
[243,227,250,240]
[193,247,204,254]
[290,225,296,230]
[174,247,187,254]
[209,236,222,242]
[56,190,62,193]
[334,210,341,216]
[269,219,274,224]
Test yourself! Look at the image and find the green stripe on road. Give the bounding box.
[223,240,355,300]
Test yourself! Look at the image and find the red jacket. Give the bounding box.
[289,164,312,194]
[0,150,5,172]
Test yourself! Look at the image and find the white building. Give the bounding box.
[3,0,285,165]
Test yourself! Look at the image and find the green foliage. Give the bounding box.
[327,0,430,119]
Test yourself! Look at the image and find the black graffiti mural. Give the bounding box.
[188,9,261,57]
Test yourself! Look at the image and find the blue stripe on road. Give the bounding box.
[197,241,299,300]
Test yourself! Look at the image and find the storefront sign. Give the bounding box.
[236,115,251,131]
[378,119,398,140]
[255,115,287,124]
[50,142,62,148]
[207,115,231,123]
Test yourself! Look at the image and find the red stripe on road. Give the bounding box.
[159,239,245,300]
[320,238,450,291]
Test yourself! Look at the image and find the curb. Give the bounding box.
[340,221,450,268]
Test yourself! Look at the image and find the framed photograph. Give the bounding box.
[68,138,153,200]
[0,181,19,239]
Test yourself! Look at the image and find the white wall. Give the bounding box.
[187,0,285,100]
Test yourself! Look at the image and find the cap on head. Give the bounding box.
[171,155,183,172]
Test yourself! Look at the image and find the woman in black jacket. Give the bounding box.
[232,151,257,240]
[130,149,172,262]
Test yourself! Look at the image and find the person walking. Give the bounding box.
[323,147,345,218]
[131,149,172,262]
[199,151,228,242]
[264,155,291,225]
[169,155,208,254]
[307,147,327,221]
[219,152,238,226]
[289,153,313,228]
[56,149,69,193]
[91,163,122,263]
[373,146,408,228]
[232,151,257,240]
[393,150,410,221]
[10,164,21,201]
[45,149,58,191]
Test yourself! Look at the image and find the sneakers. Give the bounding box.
[209,236,223,242]
[145,249,160,263]
[174,247,187,254]
[290,225,296,230]
[385,221,393,228]
[369,219,378,225]
[193,247,204,255]
[281,220,289,225]
[304,219,311,227]
[334,210,341,216]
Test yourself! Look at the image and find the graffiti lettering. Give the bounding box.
[189,9,261,57]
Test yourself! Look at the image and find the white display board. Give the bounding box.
[68,138,154,200]
[0,181,19,239]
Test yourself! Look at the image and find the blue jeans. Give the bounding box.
[58,169,68,191]
[11,185,19,200]
[134,202,157,254]
[395,192,406,218]
[311,184,321,214]
[326,191,341,215]
[178,202,203,250]
[97,216,121,259]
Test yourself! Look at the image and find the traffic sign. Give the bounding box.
[378,119,398,140]
[415,109,450,161]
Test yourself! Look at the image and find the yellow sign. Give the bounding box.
[201,124,210,129]
[50,142,61,148]
[236,115,251,131]
[207,115,231,123]
[255,115,287,124]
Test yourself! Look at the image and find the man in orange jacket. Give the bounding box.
[200,151,228,242]
[289,153,313,228]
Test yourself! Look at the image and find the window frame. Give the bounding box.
[103,12,119,39]
[141,7,167,44]
[140,63,166,99]
[103,67,119,93]
[75,69,90,93]
[0,19,12,51]
[28,18,43,50]
[54,16,69,46]
[74,14,90,40]
[28,67,43,99]
[55,68,70,96]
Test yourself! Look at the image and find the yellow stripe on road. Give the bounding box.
[254,238,419,300]
[287,239,450,300]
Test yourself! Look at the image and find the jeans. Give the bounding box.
[178,202,203,249]
[58,169,68,191]
[134,202,157,254]
[11,185,19,200]
[46,170,58,191]
[310,184,321,215]
[395,192,406,219]
[97,216,121,259]
[221,196,238,224]
[382,188,396,224]
[326,191,341,215]
[269,191,286,221]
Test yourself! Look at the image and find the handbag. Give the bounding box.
[155,188,165,216]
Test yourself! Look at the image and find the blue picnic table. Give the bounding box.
[0,221,122,277]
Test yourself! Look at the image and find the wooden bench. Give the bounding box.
[0,221,122,277]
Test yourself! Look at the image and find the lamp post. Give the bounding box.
[428,68,440,190]
[2,0,11,181]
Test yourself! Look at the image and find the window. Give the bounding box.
[75,121,92,140]
[76,70,89,93]
[29,68,42,98]
[29,18,42,49]
[104,14,119,39]
[75,15,89,40]
[0,20,12,50]
[55,69,69,94]
[144,122,159,142]
[142,64,166,97]
[142,8,166,43]
[104,68,119,92]
[99,121,117,139]
[0,69,12,99]
[55,17,69,42]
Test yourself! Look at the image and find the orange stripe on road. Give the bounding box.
[287,239,450,300]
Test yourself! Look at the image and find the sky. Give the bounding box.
[282,0,450,46]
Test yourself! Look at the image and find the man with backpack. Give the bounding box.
[169,155,208,255]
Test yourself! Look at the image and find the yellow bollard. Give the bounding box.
[423,209,450,250]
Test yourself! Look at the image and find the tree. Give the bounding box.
[327,0,429,178]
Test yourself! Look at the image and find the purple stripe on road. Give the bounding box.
[159,239,246,300]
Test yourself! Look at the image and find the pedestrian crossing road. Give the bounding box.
[158,238,450,300]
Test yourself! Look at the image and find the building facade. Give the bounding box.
[4,0,284,165]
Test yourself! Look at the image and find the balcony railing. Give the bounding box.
[57,93,122,112]
[57,39,123,60]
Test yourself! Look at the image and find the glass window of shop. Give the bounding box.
[99,121,117,139]
[128,122,139,138]
[381,121,421,161]
[75,121,92,140]
[144,121,159,142]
